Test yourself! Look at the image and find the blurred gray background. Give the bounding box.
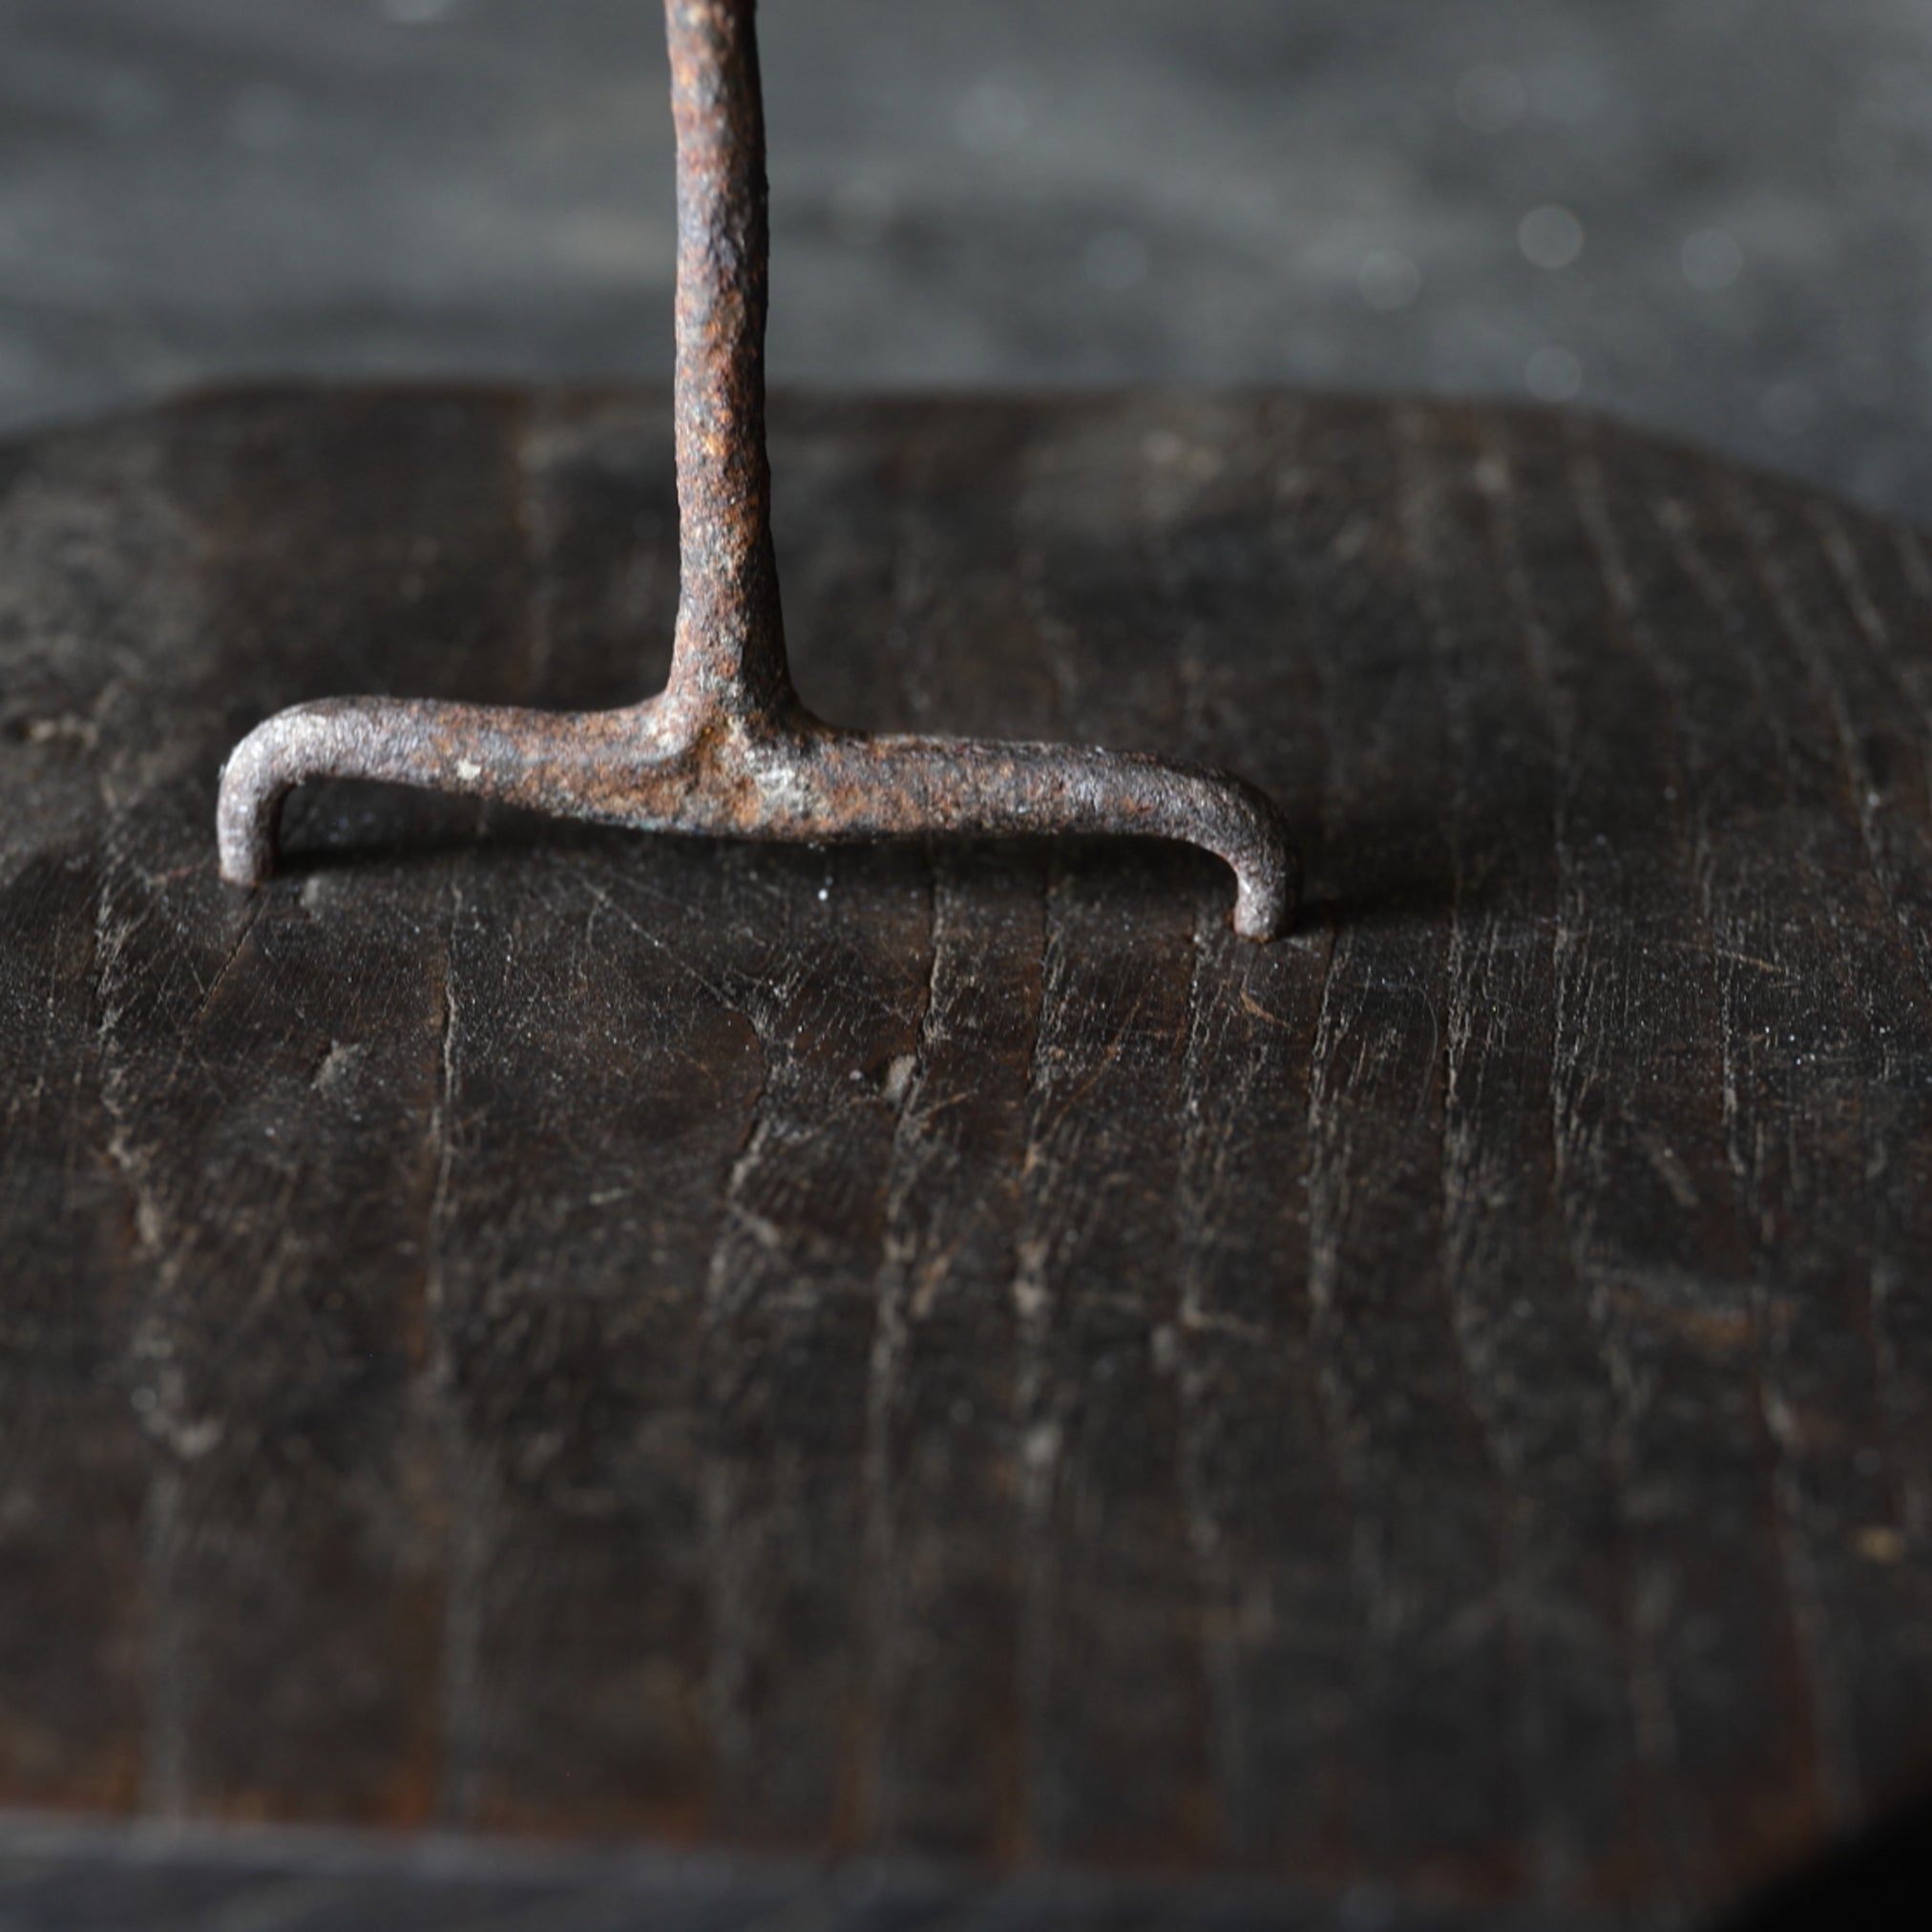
[4,0,1931,515]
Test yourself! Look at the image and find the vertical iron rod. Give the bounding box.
[664,0,793,720]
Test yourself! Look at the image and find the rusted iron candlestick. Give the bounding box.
[217,0,1297,938]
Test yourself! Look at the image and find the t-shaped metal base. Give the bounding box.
[217,0,1297,940]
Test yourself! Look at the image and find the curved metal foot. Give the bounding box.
[218,696,1297,940]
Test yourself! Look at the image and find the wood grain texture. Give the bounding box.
[3,385,1931,1928]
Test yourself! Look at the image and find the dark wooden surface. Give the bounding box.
[3,384,1931,1929]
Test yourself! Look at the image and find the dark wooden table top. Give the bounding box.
[2,384,1929,1929]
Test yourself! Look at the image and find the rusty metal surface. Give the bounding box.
[215,0,1297,939]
